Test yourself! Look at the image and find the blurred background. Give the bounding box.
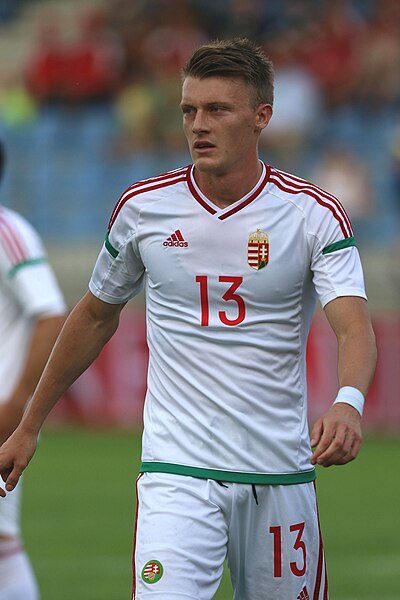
[0,0,399,598]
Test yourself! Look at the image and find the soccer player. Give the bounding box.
[0,39,376,599]
[0,140,66,599]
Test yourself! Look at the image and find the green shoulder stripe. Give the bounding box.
[140,462,316,485]
[322,236,356,255]
[105,233,119,258]
[8,258,47,278]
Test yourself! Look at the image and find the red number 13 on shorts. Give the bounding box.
[269,522,307,577]
[196,275,246,326]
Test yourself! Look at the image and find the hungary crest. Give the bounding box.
[248,229,269,270]
[141,560,163,584]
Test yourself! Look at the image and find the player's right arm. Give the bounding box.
[0,290,126,496]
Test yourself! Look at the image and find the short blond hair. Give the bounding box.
[182,38,274,108]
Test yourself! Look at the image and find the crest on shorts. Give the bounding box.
[141,560,164,584]
[248,229,269,270]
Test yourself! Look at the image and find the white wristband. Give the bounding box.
[333,386,365,416]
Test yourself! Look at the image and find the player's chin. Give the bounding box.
[192,155,221,174]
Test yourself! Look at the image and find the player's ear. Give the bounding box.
[255,104,273,132]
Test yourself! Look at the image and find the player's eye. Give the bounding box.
[181,106,195,115]
[210,105,226,112]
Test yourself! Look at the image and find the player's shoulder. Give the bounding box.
[0,205,45,271]
[108,165,190,230]
[0,204,40,243]
[268,166,336,206]
[268,166,352,233]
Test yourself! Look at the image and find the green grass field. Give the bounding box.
[21,428,400,600]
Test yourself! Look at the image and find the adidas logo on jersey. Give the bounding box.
[297,585,309,600]
[163,229,188,247]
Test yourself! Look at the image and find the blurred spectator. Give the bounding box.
[114,0,207,157]
[260,29,323,172]
[392,122,400,217]
[310,145,375,240]
[218,0,268,43]
[0,0,22,24]
[24,6,124,108]
[300,0,366,108]
[24,10,67,106]
[0,70,37,127]
[356,0,400,108]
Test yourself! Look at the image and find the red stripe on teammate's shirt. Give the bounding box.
[269,173,351,239]
[131,473,144,600]
[0,216,28,263]
[108,167,190,231]
[271,168,353,237]
[0,542,24,559]
[175,229,184,241]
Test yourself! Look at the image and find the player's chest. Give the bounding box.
[136,201,311,307]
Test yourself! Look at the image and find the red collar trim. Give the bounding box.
[187,163,270,219]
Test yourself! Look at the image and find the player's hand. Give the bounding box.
[0,426,38,497]
[0,402,24,446]
[310,402,362,467]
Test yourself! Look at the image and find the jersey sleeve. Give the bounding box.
[0,210,66,317]
[89,201,145,304]
[308,201,367,308]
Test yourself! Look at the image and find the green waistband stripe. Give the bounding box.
[8,258,47,278]
[105,233,119,258]
[322,236,356,255]
[140,462,316,485]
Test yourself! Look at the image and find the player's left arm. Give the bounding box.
[310,296,377,467]
[0,314,66,445]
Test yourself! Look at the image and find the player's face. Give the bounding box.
[181,76,271,177]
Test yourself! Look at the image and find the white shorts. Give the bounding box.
[133,472,328,600]
[0,478,21,538]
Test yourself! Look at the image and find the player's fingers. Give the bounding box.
[310,420,336,464]
[309,418,324,448]
[313,419,352,465]
[316,426,362,466]
[335,435,363,465]
[3,464,23,492]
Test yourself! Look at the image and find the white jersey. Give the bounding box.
[89,162,366,484]
[0,205,66,401]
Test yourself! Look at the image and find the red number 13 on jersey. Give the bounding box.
[196,275,246,327]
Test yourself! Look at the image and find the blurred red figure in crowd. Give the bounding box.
[25,7,124,107]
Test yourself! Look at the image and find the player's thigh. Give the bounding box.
[133,473,228,599]
[228,482,328,600]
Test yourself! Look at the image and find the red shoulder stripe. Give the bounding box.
[269,169,352,238]
[0,215,28,263]
[108,167,190,231]
[272,168,353,235]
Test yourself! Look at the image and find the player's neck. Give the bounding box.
[194,161,263,209]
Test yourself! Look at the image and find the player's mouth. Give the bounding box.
[193,141,216,154]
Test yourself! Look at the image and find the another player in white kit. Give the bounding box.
[0,39,376,599]
[0,141,66,599]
